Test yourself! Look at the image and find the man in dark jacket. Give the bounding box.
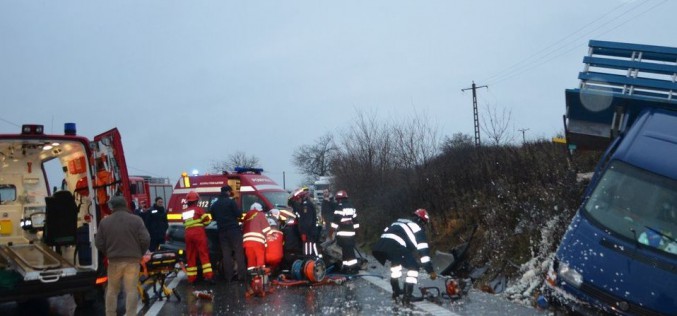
[146,197,169,251]
[209,185,246,282]
[95,196,150,316]
[372,208,437,305]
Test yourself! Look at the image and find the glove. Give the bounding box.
[301,234,307,242]
[430,271,437,280]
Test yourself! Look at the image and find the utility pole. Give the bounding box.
[518,128,529,144]
[461,81,488,147]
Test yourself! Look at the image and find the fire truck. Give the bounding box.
[0,123,132,304]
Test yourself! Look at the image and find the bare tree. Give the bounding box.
[481,103,515,146]
[392,112,440,169]
[210,151,260,173]
[292,133,337,180]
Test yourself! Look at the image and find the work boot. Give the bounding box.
[390,278,402,300]
[402,283,414,306]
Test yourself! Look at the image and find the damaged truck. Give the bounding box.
[546,40,677,315]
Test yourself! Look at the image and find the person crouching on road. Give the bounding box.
[95,196,150,316]
[372,208,437,305]
[242,202,271,297]
[329,190,359,274]
[182,190,214,284]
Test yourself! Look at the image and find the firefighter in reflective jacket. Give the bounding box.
[242,202,271,297]
[182,190,214,284]
[329,190,359,274]
[372,209,437,305]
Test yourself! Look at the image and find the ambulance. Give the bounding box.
[0,123,132,304]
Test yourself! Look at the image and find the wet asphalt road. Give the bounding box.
[0,261,548,315]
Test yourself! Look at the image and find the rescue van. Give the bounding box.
[0,123,132,304]
[162,168,289,276]
[166,167,289,222]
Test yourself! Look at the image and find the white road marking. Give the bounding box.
[361,275,461,316]
[138,271,186,316]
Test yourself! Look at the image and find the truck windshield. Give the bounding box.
[584,160,677,256]
[262,191,289,208]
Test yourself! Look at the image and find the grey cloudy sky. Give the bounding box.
[0,0,674,188]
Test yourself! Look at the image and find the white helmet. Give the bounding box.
[250,202,263,211]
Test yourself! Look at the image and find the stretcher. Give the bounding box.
[137,250,182,304]
[0,243,77,283]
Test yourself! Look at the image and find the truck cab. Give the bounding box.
[0,123,132,303]
[547,40,677,315]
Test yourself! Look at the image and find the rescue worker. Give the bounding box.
[372,208,437,305]
[242,202,271,297]
[209,185,246,283]
[296,190,321,258]
[265,209,284,275]
[182,190,214,284]
[329,190,359,274]
[280,190,303,267]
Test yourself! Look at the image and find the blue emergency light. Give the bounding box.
[234,167,263,174]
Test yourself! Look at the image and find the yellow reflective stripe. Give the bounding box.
[202,268,213,273]
[167,213,183,220]
[186,266,198,271]
[186,271,197,276]
[202,263,212,269]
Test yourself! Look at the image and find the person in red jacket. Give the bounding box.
[242,202,271,297]
[182,190,214,284]
[265,209,284,275]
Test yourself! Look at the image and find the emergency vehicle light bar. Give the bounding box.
[234,167,263,174]
[21,125,44,135]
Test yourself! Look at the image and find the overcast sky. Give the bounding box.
[0,0,674,189]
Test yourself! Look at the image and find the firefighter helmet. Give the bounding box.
[291,187,309,201]
[335,190,348,200]
[414,208,430,223]
[186,190,200,202]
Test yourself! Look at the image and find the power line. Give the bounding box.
[0,116,20,128]
[487,0,668,86]
[482,0,637,84]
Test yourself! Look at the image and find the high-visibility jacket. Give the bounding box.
[372,218,433,273]
[182,206,211,229]
[331,200,359,237]
[265,228,284,268]
[242,210,271,247]
[181,205,212,282]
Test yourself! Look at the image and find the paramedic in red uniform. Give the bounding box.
[242,202,271,296]
[330,190,359,274]
[372,209,437,305]
[182,190,214,284]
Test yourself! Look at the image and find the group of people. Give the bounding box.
[94,184,437,315]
